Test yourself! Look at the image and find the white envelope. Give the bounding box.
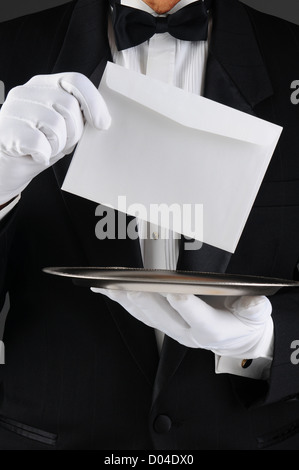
[62,62,282,253]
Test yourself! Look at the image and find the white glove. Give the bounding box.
[92,289,273,359]
[0,72,111,205]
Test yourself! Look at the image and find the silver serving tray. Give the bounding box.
[42,267,299,296]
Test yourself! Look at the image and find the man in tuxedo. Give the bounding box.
[0,0,299,450]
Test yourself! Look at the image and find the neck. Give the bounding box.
[141,0,182,14]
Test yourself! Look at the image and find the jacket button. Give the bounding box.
[154,414,172,434]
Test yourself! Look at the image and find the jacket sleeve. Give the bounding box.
[264,287,299,404]
[229,288,299,408]
[0,206,18,313]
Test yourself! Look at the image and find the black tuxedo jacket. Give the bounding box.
[1,0,299,450]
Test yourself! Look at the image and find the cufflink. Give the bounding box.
[241,359,253,369]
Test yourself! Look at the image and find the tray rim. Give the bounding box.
[42,266,299,288]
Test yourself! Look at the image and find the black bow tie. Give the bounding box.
[111,1,210,51]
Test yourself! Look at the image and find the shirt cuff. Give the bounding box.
[214,354,272,380]
[214,320,274,380]
[0,195,21,221]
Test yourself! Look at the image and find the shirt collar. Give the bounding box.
[119,0,200,16]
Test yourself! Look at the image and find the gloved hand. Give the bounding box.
[0,72,111,205]
[92,289,273,358]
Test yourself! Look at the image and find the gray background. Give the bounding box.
[0,0,299,24]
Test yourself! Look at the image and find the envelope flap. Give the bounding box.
[104,62,282,146]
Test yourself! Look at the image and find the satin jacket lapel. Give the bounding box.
[153,0,275,403]
[204,0,273,111]
[50,0,158,386]
[51,0,111,76]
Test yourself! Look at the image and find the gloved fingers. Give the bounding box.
[52,102,84,153]
[166,293,222,327]
[2,84,84,158]
[226,295,272,326]
[0,117,52,164]
[91,288,165,330]
[0,100,67,163]
[48,151,67,166]
[91,287,133,308]
[91,288,189,337]
[15,72,111,130]
[126,291,190,331]
[165,293,250,348]
[2,73,111,161]
[58,73,112,130]
[198,295,239,310]
[0,152,49,204]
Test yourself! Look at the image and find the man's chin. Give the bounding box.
[141,0,182,14]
